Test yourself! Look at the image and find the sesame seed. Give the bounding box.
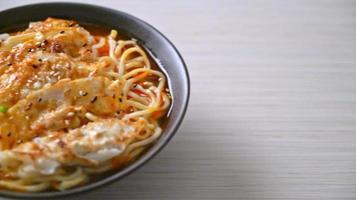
[79,91,88,96]
[90,96,98,103]
[46,76,51,82]
[67,112,75,117]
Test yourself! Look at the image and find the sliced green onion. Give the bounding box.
[0,105,8,113]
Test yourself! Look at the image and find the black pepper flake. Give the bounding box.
[7,132,11,137]
[119,98,122,102]
[38,98,42,102]
[82,43,87,47]
[80,91,88,96]
[133,84,137,88]
[40,40,48,47]
[7,63,12,67]
[28,48,33,52]
[90,96,98,103]
[52,43,63,53]
[32,64,38,69]
[38,58,42,62]
[116,110,121,114]
[60,30,65,34]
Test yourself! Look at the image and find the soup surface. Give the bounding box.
[0,18,170,192]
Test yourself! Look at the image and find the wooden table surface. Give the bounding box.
[1,0,356,199]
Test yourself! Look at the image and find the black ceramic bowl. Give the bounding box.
[0,2,189,199]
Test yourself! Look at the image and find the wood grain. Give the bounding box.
[1,0,356,199]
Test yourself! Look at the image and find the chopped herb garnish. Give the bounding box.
[0,105,8,113]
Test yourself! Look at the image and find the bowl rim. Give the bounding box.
[0,2,190,198]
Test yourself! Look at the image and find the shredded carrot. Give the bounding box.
[97,42,109,56]
[131,88,147,97]
[133,72,148,80]
[151,110,164,120]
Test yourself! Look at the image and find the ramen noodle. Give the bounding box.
[0,18,170,192]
